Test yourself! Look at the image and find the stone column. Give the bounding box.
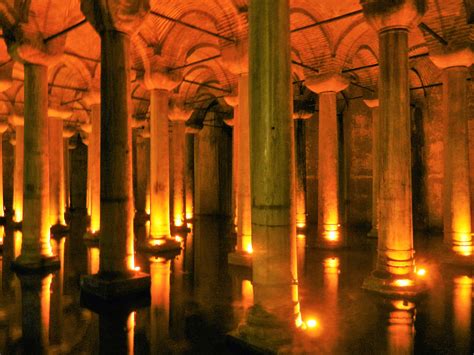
[361,0,426,295]
[364,98,380,238]
[10,116,24,224]
[306,73,349,248]
[83,91,101,237]
[48,106,72,234]
[235,0,298,350]
[169,101,192,231]
[430,50,473,259]
[222,43,253,261]
[0,121,9,219]
[80,0,150,299]
[184,130,195,221]
[135,128,149,224]
[14,64,57,269]
[62,126,76,217]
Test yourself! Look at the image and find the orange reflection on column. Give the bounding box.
[453,276,472,353]
[87,247,100,275]
[13,230,22,258]
[241,280,254,309]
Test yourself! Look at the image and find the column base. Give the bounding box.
[137,238,182,256]
[11,220,22,230]
[134,211,150,226]
[228,250,252,268]
[367,228,378,238]
[362,271,427,298]
[51,224,69,238]
[227,305,293,354]
[83,230,100,246]
[438,249,473,268]
[11,255,60,273]
[80,271,151,301]
[171,224,191,235]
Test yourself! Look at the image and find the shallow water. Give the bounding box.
[0,214,472,354]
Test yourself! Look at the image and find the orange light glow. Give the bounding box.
[134,266,141,271]
[326,230,339,241]
[175,235,183,243]
[185,212,193,220]
[391,299,415,311]
[392,279,414,287]
[416,268,426,277]
[297,233,306,240]
[296,222,306,229]
[241,280,254,308]
[245,243,253,254]
[324,257,340,270]
[150,239,165,246]
[306,318,318,329]
[174,217,183,227]
[453,245,472,257]
[13,208,22,223]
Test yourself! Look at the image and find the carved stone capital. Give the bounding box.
[221,40,248,75]
[80,0,150,35]
[305,73,349,94]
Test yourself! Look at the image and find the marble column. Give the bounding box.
[135,130,149,223]
[364,98,380,238]
[306,73,348,248]
[80,0,150,298]
[361,0,426,295]
[84,95,101,237]
[0,121,8,219]
[430,50,473,259]
[235,0,298,350]
[10,117,24,224]
[184,131,195,221]
[169,103,192,231]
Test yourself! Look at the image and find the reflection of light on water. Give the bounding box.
[150,257,170,352]
[175,235,183,243]
[453,276,472,353]
[416,267,426,277]
[245,243,253,254]
[13,230,22,258]
[0,226,4,245]
[127,311,135,355]
[387,299,415,354]
[241,280,253,309]
[150,239,165,246]
[88,247,100,275]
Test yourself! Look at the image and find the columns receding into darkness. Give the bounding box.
[430,50,473,260]
[361,0,426,295]
[233,0,298,350]
[306,73,349,249]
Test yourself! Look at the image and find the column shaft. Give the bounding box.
[442,66,472,255]
[99,31,134,273]
[49,118,65,226]
[135,135,148,217]
[21,63,52,262]
[185,134,194,220]
[0,133,4,217]
[90,104,101,233]
[377,29,414,275]
[249,0,296,321]
[171,120,186,227]
[13,126,23,222]
[294,119,307,229]
[150,89,170,239]
[318,92,341,244]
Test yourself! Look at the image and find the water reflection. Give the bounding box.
[149,257,170,353]
[385,299,416,355]
[453,275,472,354]
[99,310,135,355]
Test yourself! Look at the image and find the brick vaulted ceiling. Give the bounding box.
[0,0,472,128]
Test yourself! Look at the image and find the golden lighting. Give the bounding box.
[13,230,22,258]
[175,235,183,243]
[306,318,318,329]
[150,239,165,246]
[296,222,306,229]
[134,266,141,271]
[324,257,340,270]
[297,233,306,240]
[416,268,426,277]
[186,212,193,220]
[453,245,472,257]
[391,300,415,311]
[241,280,254,308]
[88,246,100,275]
[392,279,414,287]
[174,217,183,227]
[245,243,253,254]
[13,208,22,223]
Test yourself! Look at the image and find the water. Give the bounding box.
[0,215,472,354]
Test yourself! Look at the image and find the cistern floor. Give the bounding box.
[0,214,472,354]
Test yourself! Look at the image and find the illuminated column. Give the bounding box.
[306,73,348,248]
[184,131,195,221]
[135,129,149,223]
[169,100,192,230]
[361,0,426,294]
[292,116,310,230]
[222,43,252,259]
[83,92,101,236]
[10,116,24,223]
[0,121,8,219]
[62,126,76,215]
[48,105,72,232]
[81,0,150,298]
[430,51,473,259]
[14,64,57,269]
[364,98,380,238]
[223,95,239,229]
[235,0,298,350]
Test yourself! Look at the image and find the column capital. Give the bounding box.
[223,94,239,108]
[168,96,192,122]
[430,47,473,70]
[185,126,201,135]
[221,40,248,75]
[82,89,101,107]
[0,120,9,134]
[363,98,380,108]
[48,98,73,120]
[141,68,182,92]
[223,118,235,127]
[8,114,23,127]
[63,125,77,139]
[80,0,150,35]
[305,73,349,94]
[360,0,426,32]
